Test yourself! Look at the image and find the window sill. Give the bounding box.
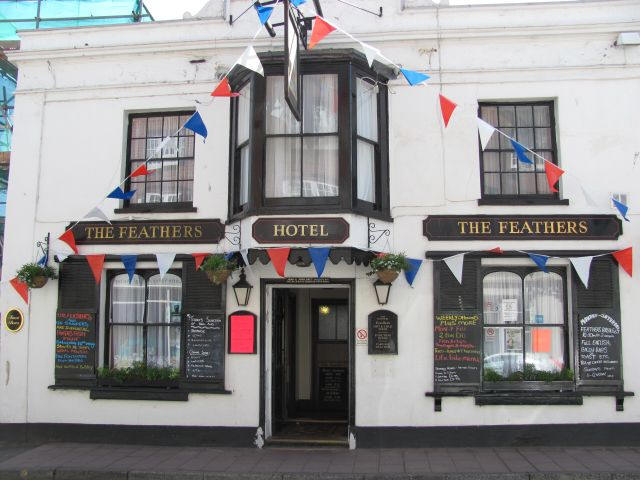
[478,198,570,206]
[475,392,582,406]
[90,387,188,401]
[114,204,197,214]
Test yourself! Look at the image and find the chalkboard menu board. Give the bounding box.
[55,310,96,380]
[368,310,398,355]
[434,313,482,385]
[184,312,225,382]
[578,313,621,381]
[319,367,347,405]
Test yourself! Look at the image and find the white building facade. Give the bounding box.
[1,0,639,447]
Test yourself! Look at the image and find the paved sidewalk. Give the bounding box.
[2,443,640,479]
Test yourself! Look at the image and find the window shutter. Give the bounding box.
[183,261,224,311]
[433,257,482,390]
[573,256,622,387]
[58,261,98,310]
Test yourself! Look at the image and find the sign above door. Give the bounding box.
[252,217,350,244]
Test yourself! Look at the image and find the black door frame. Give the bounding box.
[260,279,356,437]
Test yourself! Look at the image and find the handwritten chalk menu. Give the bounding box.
[319,367,347,405]
[185,312,224,382]
[578,313,621,381]
[55,310,96,380]
[368,310,398,355]
[434,313,481,385]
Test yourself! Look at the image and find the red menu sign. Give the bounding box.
[229,312,256,354]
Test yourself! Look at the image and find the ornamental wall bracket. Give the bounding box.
[225,223,241,246]
[36,232,50,266]
[367,218,390,249]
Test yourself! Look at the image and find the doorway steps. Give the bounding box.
[267,419,349,448]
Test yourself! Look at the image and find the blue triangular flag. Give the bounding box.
[121,255,138,283]
[400,68,430,86]
[183,111,207,140]
[308,247,331,278]
[509,138,532,164]
[404,258,423,286]
[527,253,549,273]
[612,198,630,222]
[107,187,136,200]
[224,252,235,261]
[37,254,48,266]
[254,4,274,24]
[291,0,306,5]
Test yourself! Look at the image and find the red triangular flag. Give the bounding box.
[192,253,209,271]
[267,248,290,277]
[10,277,29,304]
[544,160,565,193]
[439,94,457,127]
[86,255,105,283]
[612,247,632,277]
[131,164,154,177]
[211,77,239,97]
[309,17,336,49]
[58,229,78,254]
[488,247,503,254]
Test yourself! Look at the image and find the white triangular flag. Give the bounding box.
[580,185,599,208]
[359,41,380,67]
[240,248,250,268]
[443,253,465,285]
[55,252,69,263]
[156,253,176,279]
[158,136,171,151]
[477,117,496,151]
[84,206,111,224]
[570,256,594,289]
[236,46,264,76]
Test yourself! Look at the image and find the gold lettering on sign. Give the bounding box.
[498,221,508,234]
[309,225,319,236]
[320,225,328,237]
[556,222,567,234]
[286,225,298,237]
[118,226,128,239]
[481,222,491,234]
[160,226,170,239]
[194,225,203,238]
[579,221,588,234]
[457,221,468,234]
[273,225,285,237]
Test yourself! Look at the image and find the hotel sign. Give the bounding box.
[423,215,622,241]
[71,219,224,244]
[252,217,350,244]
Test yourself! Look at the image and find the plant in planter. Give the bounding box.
[200,254,238,285]
[16,263,57,288]
[483,365,574,382]
[97,362,180,388]
[367,253,410,284]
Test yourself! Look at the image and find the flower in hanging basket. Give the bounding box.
[200,254,238,285]
[367,253,410,284]
[16,263,57,289]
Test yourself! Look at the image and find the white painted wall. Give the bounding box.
[1,0,639,430]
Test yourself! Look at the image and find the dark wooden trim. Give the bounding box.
[90,388,188,401]
[0,424,255,447]
[114,204,197,214]
[425,249,617,260]
[474,393,582,406]
[478,198,570,206]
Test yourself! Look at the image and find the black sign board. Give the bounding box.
[434,313,482,385]
[368,310,398,355]
[70,219,224,245]
[252,217,350,244]
[55,310,96,381]
[319,367,348,406]
[184,312,225,382]
[424,215,621,241]
[4,308,24,332]
[578,313,621,381]
[284,0,302,121]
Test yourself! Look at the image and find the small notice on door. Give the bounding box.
[356,328,368,346]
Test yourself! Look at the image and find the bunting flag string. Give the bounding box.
[544,161,565,193]
[192,253,209,271]
[487,246,503,254]
[443,253,465,284]
[254,3,274,25]
[86,254,105,284]
[439,94,457,127]
[309,17,336,49]
[234,46,264,77]
[156,253,176,279]
[569,256,594,289]
[58,230,78,254]
[131,164,154,178]
[359,42,380,67]
[308,247,331,278]
[107,186,136,201]
[267,248,291,277]
[509,138,533,164]
[612,198,630,222]
[121,255,138,283]
[183,111,208,140]
[400,68,430,86]
[526,252,550,273]
[477,118,496,150]
[612,247,632,277]
[10,277,29,304]
[404,258,423,286]
[211,77,239,97]
[84,206,111,224]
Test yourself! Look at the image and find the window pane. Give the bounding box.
[161,137,178,158]
[266,76,299,134]
[162,180,177,203]
[535,127,552,149]
[179,159,194,180]
[483,152,499,171]
[265,137,301,197]
[163,115,179,137]
[499,128,514,149]
[533,105,550,126]
[501,174,518,194]
[147,274,182,324]
[336,305,349,341]
[162,159,179,181]
[146,160,162,181]
[525,327,565,372]
[111,274,145,324]
[130,139,146,160]
[146,181,162,203]
[480,106,498,126]
[237,83,251,144]
[239,145,250,205]
[524,272,564,324]
[303,136,339,197]
[178,136,194,158]
[111,325,143,368]
[500,152,517,172]
[147,117,163,137]
[483,173,500,194]
[147,326,181,369]
[537,173,551,194]
[130,184,145,204]
[516,105,533,127]
[357,140,375,202]
[484,327,523,377]
[519,173,536,194]
[318,305,336,340]
[131,118,147,138]
[498,106,515,127]
[483,271,522,325]
[303,74,338,134]
[146,137,161,158]
[356,77,378,141]
[517,127,533,148]
[178,181,193,202]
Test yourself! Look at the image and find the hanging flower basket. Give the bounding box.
[30,275,49,289]
[376,269,399,284]
[206,269,232,285]
[16,262,57,289]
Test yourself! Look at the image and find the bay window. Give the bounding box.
[229,50,391,220]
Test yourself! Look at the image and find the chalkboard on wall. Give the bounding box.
[578,313,621,382]
[368,310,398,355]
[55,310,97,381]
[433,313,482,385]
[184,312,225,382]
